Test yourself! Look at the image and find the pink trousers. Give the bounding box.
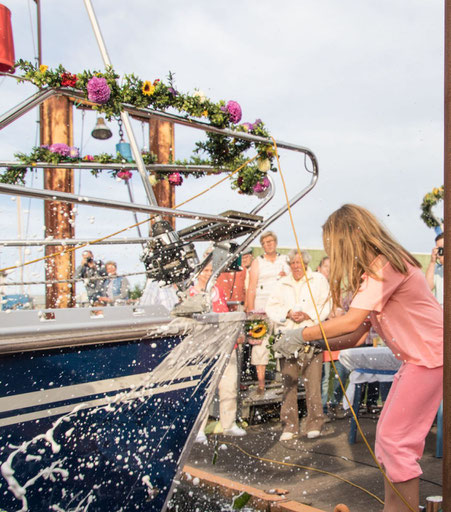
[375,363,443,482]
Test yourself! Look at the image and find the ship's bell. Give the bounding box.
[0,4,15,73]
[91,117,112,140]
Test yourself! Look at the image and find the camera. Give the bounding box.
[438,247,444,257]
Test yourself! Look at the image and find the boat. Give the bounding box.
[0,2,319,510]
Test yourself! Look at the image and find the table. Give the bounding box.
[338,346,401,444]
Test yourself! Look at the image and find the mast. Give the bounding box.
[34,0,75,308]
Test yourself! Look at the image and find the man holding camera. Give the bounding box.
[426,233,444,306]
[75,250,108,306]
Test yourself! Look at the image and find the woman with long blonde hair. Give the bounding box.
[274,204,443,512]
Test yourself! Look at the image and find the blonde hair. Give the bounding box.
[322,204,421,306]
[260,231,277,245]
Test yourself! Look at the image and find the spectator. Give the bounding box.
[193,263,246,441]
[316,256,330,280]
[99,261,130,305]
[246,231,289,395]
[216,260,247,312]
[425,232,444,306]
[75,250,108,306]
[266,249,332,440]
[140,280,179,311]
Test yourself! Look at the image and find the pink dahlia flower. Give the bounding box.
[168,172,183,186]
[87,77,111,104]
[253,176,270,193]
[226,100,242,124]
[49,143,71,156]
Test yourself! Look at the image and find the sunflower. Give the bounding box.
[142,80,155,96]
[248,323,267,339]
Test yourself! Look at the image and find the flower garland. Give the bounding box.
[1,144,162,184]
[7,60,275,195]
[420,185,444,228]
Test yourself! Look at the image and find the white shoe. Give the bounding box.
[195,431,207,443]
[223,424,246,437]
[307,430,321,439]
[279,432,296,441]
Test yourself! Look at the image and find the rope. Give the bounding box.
[0,156,254,274]
[270,136,416,512]
[1,270,147,287]
[220,441,384,506]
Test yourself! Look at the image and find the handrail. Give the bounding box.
[0,83,319,292]
[0,182,262,228]
[0,161,228,173]
[0,87,318,164]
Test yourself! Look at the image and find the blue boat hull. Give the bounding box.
[0,308,243,511]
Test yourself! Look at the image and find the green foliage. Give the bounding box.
[11,60,275,195]
[129,284,144,300]
[232,492,252,509]
[420,186,444,228]
[2,146,158,181]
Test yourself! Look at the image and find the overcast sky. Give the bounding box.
[0,0,445,294]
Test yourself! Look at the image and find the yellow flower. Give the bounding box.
[201,110,208,117]
[142,81,155,96]
[248,323,267,339]
[39,64,48,73]
[257,158,271,172]
[149,175,158,186]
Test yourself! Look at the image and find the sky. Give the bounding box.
[0,0,445,298]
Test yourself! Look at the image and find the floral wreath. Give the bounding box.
[420,185,444,228]
[1,60,275,196]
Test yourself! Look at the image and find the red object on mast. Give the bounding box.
[0,4,14,73]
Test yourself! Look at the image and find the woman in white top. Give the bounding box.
[246,231,289,394]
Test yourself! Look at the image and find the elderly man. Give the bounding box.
[266,249,332,440]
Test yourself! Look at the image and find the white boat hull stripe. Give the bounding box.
[0,367,202,414]
[0,379,200,427]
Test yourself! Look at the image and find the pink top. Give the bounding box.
[351,258,443,368]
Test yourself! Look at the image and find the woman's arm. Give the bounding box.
[303,307,371,342]
[245,259,259,312]
[314,320,371,351]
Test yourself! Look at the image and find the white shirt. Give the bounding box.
[265,268,332,331]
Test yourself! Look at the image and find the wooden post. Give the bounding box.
[149,118,175,228]
[40,96,75,308]
[444,1,451,508]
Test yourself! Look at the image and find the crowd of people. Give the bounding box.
[76,206,444,512]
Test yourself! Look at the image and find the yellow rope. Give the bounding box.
[0,157,256,274]
[221,441,384,506]
[270,136,416,512]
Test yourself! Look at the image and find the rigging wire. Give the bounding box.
[270,135,416,512]
[0,155,257,274]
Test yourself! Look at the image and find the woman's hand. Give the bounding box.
[287,310,311,323]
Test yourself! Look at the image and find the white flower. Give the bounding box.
[257,158,271,172]
[149,175,158,186]
[193,90,206,103]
